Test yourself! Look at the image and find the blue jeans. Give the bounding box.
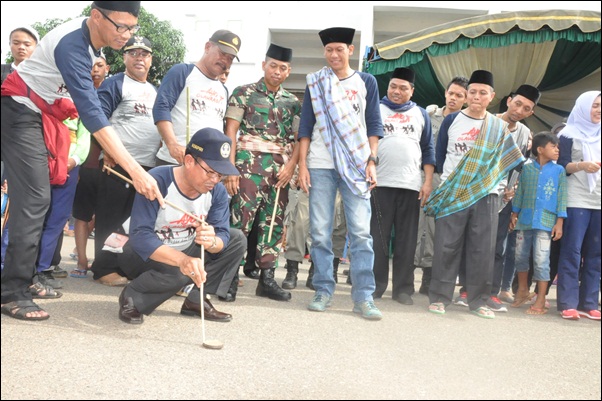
[308,169,375,302]
[557,208,601,311]
[515,230,551,282]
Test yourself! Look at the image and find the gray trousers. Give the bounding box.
[1,97,49,303]
[284,188,310,262]
[429,194,499,310]
[284,189,346,262]
[414,174,440,268]
[119,228,246,315]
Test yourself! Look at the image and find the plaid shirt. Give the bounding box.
[512,160,568,231]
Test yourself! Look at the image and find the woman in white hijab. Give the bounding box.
[556,90,601,321]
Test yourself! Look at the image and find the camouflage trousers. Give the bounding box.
[231,162,288,270]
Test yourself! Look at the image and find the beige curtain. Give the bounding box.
[428,41,556,110]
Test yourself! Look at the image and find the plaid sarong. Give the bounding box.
[424,113,524,219]
[307,67,371,198]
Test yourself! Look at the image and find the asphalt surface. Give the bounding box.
[1,235,600,400]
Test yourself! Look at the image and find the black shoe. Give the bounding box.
[218,293,236,302]
[395,293,414,305]
[51,265,68,278]
[119,288,143,324]
[243,265,261,280]
[38,271,63,289]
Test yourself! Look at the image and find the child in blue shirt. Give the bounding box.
[509,132,567,315]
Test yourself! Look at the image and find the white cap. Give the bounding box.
[12,25,40,44]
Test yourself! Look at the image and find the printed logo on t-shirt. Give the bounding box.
[345,89,360,115]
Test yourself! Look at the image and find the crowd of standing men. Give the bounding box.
[1,1,600,324]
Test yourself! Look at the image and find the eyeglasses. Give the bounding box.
[126,50,152,58]
[194,158,223,180]
[98,9,140,34]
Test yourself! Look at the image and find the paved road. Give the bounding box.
[1,235,600,399]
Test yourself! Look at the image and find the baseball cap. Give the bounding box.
[123,36,152,53]
[209,30,241,61]
[186,128,239,176]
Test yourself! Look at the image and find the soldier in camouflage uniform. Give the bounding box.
[224,44,301,301]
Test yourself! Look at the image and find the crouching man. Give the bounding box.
[117,128,246,324]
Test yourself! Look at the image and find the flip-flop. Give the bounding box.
[511,292,531,308]
[470,306,495,319]
[70,268,89,278]
[526,306,548,315]
[428,302,446,315]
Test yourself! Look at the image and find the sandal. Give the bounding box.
[511,292,531,308]
[470,306,495,319]
[29,282,63,299]
[526,306,548,315]
[1,300,49,321]
[70,268,90,278]
[428,302,446,315]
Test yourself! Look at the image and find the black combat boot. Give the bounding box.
[419,267,431,295]
[256,268,291,301]
[243,261,260,280]
[306,262,315,290]
[282,260,299,290]
[333,257,340,283]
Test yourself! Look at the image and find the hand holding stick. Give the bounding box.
[103,165,223,349]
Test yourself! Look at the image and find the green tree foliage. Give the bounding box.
[81,5,186,85]
[5,6,186,86]
[4,18,67,63]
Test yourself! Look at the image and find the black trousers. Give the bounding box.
[370,187,420,299]
[119,228,246,315]
[91,163,149,280]
[1,97,49,303]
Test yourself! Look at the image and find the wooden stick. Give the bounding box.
[267,186,280,242]
[102,165,203,224]
[200,279,206,343]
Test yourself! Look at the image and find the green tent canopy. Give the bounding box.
[364,9,601,133]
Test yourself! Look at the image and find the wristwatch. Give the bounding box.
[367,155,379,166]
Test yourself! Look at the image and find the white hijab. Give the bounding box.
[560,91,601,192]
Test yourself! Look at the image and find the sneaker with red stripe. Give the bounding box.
[578,310,601,321]
[561,309,580,320]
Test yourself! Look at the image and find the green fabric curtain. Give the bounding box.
[538,40,602,90]
[375,57,445,108]
[365,28,600,77]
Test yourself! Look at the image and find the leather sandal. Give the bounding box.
[29,282,63,299]
[1,300,50,321]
